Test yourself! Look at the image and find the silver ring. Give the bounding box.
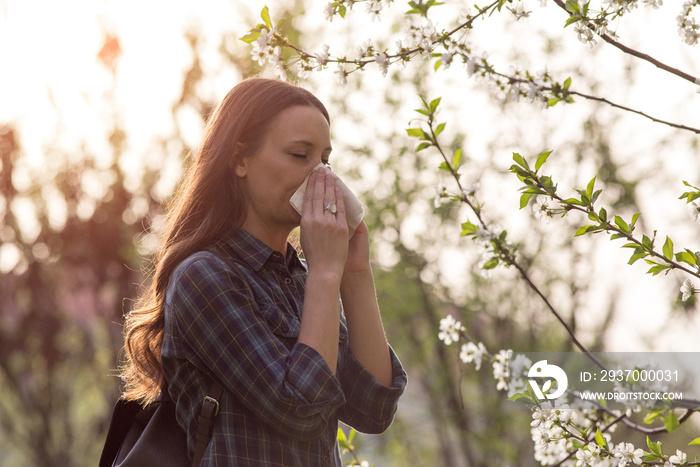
[325,202,337,215]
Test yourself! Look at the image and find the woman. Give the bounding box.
[120,78,407,466]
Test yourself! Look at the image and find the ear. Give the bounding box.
[231,143,248,178]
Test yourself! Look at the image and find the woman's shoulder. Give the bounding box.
[170,246,247,285]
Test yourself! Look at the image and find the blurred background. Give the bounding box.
[1,0,698,465]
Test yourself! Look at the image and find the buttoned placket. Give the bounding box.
[270,251,303,320]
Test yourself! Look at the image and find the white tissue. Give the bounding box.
[289,163,364,233]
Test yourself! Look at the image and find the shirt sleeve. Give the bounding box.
[164,253,346,441]
[336,345,407,434]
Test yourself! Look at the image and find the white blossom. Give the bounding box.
[323,2,335,21]
[462,181,480,196]
[477,250,494,278]
[366,0,383,20]
[438,315,463,345]
[690,201,700,221]
[434,182,445,208]
[643,0,663,8]
[334,64,348,85]
[465,56,476,76]
[510,353,532,380]
[603,0,638,14]
[678,1,700,46]
[493,349,511,391]
[375,52,389,76]
[357,39,374,58]
[575,443,603,467]
[611,442,644,466]
[459,341,486,370]
[681,278,695,302]
[441,52,453,69]
[257,27,274,48]
[314,44,330,69]
[574,22,597,46]
[668,449,687,465]
[532,196,551,223]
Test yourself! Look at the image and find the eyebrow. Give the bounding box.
[289,139,333,153]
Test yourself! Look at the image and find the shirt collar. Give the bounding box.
[223,229,305,272]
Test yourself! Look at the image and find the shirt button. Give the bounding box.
[322,455,330,464]
[284,277,292,284]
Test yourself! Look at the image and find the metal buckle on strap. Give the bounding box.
[203,396,220,417]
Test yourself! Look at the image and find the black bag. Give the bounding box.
[99,383,223,467]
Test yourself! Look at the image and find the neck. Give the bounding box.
[240,218,291,254]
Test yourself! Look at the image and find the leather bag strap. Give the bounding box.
[190,248,240,466]
[191,381,224,467]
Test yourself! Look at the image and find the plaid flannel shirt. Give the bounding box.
[162,229,407,466]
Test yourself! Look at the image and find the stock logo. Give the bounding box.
[528,360,568,400]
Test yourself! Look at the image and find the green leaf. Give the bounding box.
[630,213,640,231]
[689,437,700,446]
[564,15,582,27]
[482,257,500,269]
[337,428,347,446]
[647,264,670,276]
[598,207,607,223]
[434,59,442,71]
[664,412,679,433]
[628,250,647,265]
[438,161,451,171]
[461,221,479,236]
[239,30,261,43]
[594,428,608,450]
[575,225,601,237]
[662,236,674,261]
[614,215,629,233]
[512,153,530,171]
[647,436,664,457]
[520,192,534,209]
[435,122,446,136]
[261,5,272,28]
[565,0,580,13]
[562,197,584,206]
[586,176,596,201]
[510,166,530,180]
[563,77,572,90]
[452,148,463,168]
[676,250,697,266]
[535,151,552,171]
[508,392,534,403]
[429,97,441,113]
[406,128,425,138]
[644,409,664,424]
[547,98,559,107]
[416,142,431,152]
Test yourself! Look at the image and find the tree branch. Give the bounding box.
[552,0,698,84]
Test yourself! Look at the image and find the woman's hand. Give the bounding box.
[300,167,349,278]
[343,221,371,276]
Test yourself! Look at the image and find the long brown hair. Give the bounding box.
[120,78,330,404]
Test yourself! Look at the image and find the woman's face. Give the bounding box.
[235,105,332,233]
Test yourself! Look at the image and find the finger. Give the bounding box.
[302,170,317,216]
[333,185,347,226]
[323,170,336,216]
[311,167,328,214]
